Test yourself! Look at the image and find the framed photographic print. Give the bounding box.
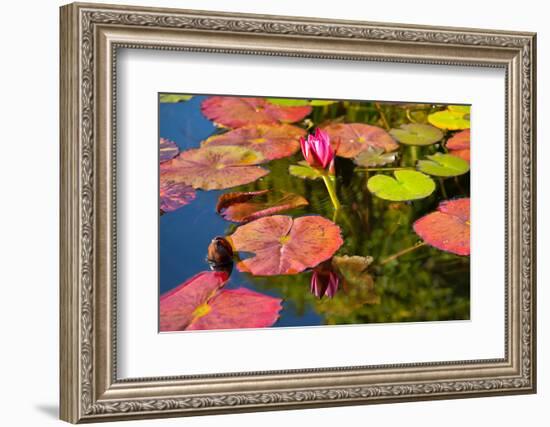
[60,2,537,423]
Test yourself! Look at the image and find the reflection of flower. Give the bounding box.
[310,261,340,299]
[300,128,335,173]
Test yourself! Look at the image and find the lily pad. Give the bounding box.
[202,124,304,160]
[428,105,471,130]
[159,271,282,331]
[266,98,310,106]
[288,161,324,180]
[367,170,436,201]
[201,96,312,128]
[447,129,470,163]
[332,255,379,305]
[309,100,337,106]
[413,198,470,255]
[389,123,444,146]
[322,123,398,158]
[187,287,283,331]
[217,190,308,223]
[159,94,193,103]
[228,215,344,276]
[353,147,398,167]
[417,153,470,177]
[160,146,269,190]
[160,180,196,212]
[159,138,179,163]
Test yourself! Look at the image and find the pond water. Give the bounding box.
[159,95,470,329]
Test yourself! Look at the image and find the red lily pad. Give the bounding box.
[160,271,282,332]
[217,190,309,223]
[228,215,343,276]
[186,287,282,331]
[160,180,196,212]
[322,123,398,158]
[160,138,179,163]
[413,198,470,256]
[202,124,305,160]
[160,146,269,190]
[201,96,312,128]
[447,129,470,163]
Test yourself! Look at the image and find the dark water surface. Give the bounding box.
[159,96,470,328]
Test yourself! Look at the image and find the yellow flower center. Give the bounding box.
[192,303,212,319]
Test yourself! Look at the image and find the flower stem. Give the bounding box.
[380,241,426,265]
[438,178,448,198]
[375,102,391,131]
[321,174,341,211]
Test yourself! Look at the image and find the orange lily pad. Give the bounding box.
[216,190,309,223]
[447,129,470,163]
[413,198,470,256]
[160,138,179,163]
[201,96,312,128]
[228,215,343,276]
[202,124,305,160]
[160,146,269,190]
[160,180,196,212]
[322,123,398,158]
[160,271,282,332]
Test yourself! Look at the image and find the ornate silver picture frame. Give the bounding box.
[60,2,536,423]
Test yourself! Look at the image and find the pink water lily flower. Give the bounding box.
[310,262,340,299]
[300,128,336,173]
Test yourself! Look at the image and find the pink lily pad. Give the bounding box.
[413,198,470,256]
[322,123,398,158]
[159,270,282,332]
[202,124,305,160]
[160,146,269,190]
[447,129,470,163]
[201,96,312,128]
[216,190,309,223]
[228,215,344,276]
[160,180,196,212]
[160,138,179,163]
[186,287,282,331]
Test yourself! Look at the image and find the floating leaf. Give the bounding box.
[229,215,343,276]
[202,124,304,160]
[332,255,379,305]
[160,181,196,212]
[353,147,398,167]
[417,153,470,177]
[322,123,398,158]
[288,161,324,180]
[201,96,312,128]
[309,100,338,106]
[389,123,444,146]
[159,94,193,103]
[186,287,282,331]
[447,129,470,163]
[159,138,179,163]
[266,98,310,106]
[367,170,435,201]
[159,271,282,331]
[413,198,470,255]
[428,105,471,130]
[160,146,269,190]
[159,271,228,331]
[217,190,308,223]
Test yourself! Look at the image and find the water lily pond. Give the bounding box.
[159,94,470,332]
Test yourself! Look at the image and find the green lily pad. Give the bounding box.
[353,147,398,167]
[266,98,310,107]
[417,153,470,177]
[159,94,193,103]
[309,100,337,106]
[289,161,324,180]
[367,170,435,201]
[389,124,444,146]
[428,105,471,130]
